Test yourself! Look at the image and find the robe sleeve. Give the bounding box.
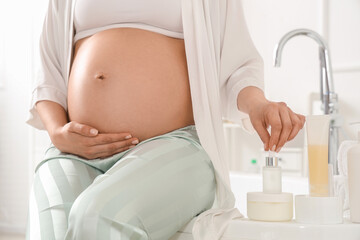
[219,0,264,133]
[26,0,69,130]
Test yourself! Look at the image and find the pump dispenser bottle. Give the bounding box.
[247,151,293,222]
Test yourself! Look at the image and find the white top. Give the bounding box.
[26,0,265,239]
[74,0,184,42]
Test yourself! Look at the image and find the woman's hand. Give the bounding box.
[249,100,305,152]
[51,121,139,160]
[236,86,305,153]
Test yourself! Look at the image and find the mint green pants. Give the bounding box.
[26,125,216,240]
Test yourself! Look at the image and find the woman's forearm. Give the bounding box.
[35,100,69,137]
[236,86,269,114]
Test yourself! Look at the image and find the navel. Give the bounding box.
[94,72,107,80]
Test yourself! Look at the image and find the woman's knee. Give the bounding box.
[35,158,100,193]
[65,193,99,239]
[66,190,148,240]
[28,158,88,240]
[31,158,101,220]
[32,159,70,210]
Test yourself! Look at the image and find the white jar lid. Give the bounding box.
[247,192,293,203]
[295,195,343,224]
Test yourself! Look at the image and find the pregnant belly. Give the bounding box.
[67,28,195,142]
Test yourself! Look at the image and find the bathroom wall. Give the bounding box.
[228,0,360,173]
[0,0,359,236]
[0,2,31,233]
[0,0,48,234]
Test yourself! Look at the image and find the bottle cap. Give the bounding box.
[265,156,278,167]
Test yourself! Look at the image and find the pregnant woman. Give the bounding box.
[26,0,305,239]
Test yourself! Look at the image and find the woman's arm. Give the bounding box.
[36,100,139,159]
[237,86,305,153]
[36,101,70,137]
[26,0,69,130]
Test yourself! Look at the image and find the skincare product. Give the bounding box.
[306,115,330,197]
[247,151,293,221]
[347,123,360,223]
[263,152,282,193]
[294,115,343,225]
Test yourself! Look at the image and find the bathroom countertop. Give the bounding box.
[172,216,360,240]
[224,217,360,240]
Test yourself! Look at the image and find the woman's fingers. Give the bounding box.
[252,119,270,150]
[297,113,306,128]
[66,121,98,137]
[250,101,305,153]
[78,133,138,159]
[83,140,136,159]
[66,121,135,146]
[275,108,293,152]
[88,133,135,146]
[267,111,282,152]
[267,104,306,152]
[55,121,140,160]
[287,112,306,141]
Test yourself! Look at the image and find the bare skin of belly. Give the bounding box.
[67,28,195,142]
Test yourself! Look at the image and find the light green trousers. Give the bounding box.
[26,125,216,240]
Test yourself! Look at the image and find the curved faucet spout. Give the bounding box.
[274,29,328,67]
[273,28,335,115]
[273,28,340,175]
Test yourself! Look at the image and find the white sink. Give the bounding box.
[171,172,360,240]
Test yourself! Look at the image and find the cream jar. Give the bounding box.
[247,192,293,221]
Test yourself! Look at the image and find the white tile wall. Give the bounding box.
[329,0,360,67]
[328,0,360,140]
[229,0,360,172]
[0,0,48,235]
[242,0,322,115]
[0,1,32,234]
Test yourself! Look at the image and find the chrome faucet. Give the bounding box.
[273,28,340,174]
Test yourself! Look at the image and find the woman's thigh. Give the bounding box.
[66,136,216,240]
[27,158,103,240]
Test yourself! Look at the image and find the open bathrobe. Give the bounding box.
[26,0,265,239]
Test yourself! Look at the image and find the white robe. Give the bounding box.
[26,0,265,239]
